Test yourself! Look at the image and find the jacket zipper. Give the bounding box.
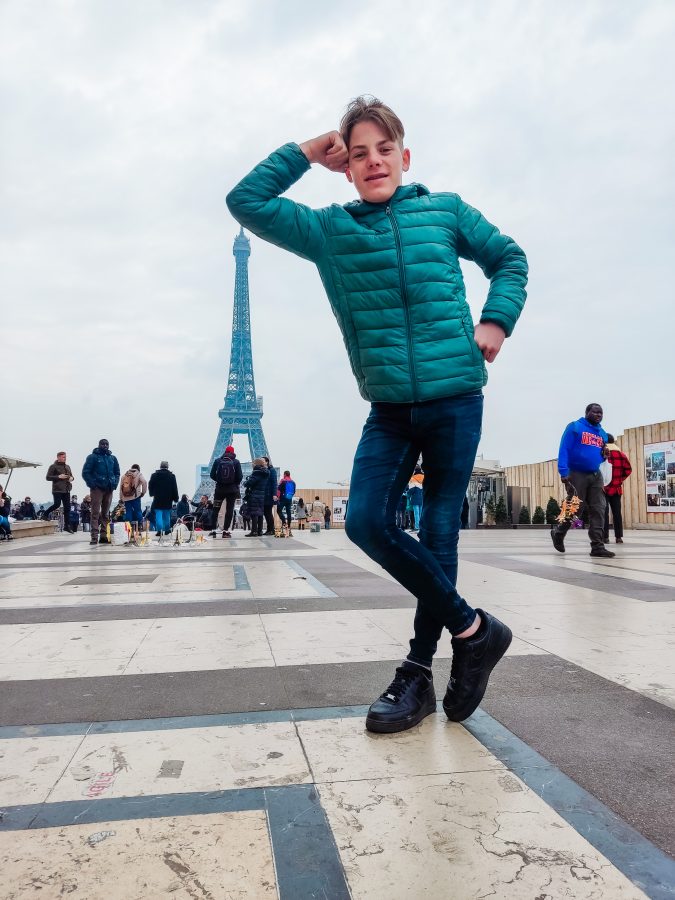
[386,204,418,402]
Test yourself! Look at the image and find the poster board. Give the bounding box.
[332,496,349,524]
[644,440,675,513]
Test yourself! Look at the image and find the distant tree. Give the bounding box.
[495,496,508,524]
[546,496,561,524]
[532,506,546,524]
[485,495,496,526]
[518,505,531,524]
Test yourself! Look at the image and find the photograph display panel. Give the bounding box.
[644,441,675,513]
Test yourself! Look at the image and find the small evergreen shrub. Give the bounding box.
[495,496,508,524]
[532,506,545,524]
[518,505,531,524]
[546,496,561,524]
[485,495,496,526]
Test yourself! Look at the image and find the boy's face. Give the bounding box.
[346,120,410,203]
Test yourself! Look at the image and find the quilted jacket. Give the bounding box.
[226,143,528,403]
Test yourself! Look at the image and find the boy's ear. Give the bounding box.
[345,167,353,184]
[402,148,411,172]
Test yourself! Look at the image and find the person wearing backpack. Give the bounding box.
[210,445,243,538]
[119,464,147,534]
[277,470,296,531]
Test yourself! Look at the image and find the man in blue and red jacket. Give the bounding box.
[551,403,614,558]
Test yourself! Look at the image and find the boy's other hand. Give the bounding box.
[474,322,506,363]
[299,132,348,173]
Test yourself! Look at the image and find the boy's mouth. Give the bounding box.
[365,173,388,182]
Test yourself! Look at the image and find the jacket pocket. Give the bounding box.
[461,314,483,366]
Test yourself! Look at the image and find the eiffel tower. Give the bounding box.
[194,228,269,499]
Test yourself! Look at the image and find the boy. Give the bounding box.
[227,96,528,734]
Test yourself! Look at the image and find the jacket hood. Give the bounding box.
[344,183,430,217]
[93,447,111,455]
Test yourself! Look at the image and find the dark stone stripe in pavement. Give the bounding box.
[1,658,440,727]
[266,785,351,900]
[481,654,675,858]
[463,552,675,602]
[288,555,410,598]
[0,595,416,625]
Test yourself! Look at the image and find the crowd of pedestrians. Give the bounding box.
[1,438,326,545]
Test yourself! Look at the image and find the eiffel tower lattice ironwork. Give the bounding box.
[194,228,269,500]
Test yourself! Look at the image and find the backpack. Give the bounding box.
[121,471,137,498]
[284,479,296,499]
[217,457,237,485]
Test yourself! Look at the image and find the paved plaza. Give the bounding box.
[0,526,673,899]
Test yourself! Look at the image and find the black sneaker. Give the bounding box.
[550,529,565,553]
[442,610,512,722]
[365,662,436,734]
[98,536,110,545]
[209,531,217,538]
[590,547,615,558]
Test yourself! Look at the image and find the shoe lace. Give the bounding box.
[380,666,418,704]
[448,641,468,691]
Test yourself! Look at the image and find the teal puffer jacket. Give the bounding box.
[227,143,528,404]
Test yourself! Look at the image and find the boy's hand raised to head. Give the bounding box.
[474,322,506,364]
[299,132,349,173]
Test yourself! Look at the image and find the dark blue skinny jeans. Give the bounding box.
[345,392,482,666]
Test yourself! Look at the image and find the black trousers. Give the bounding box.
[604,492,624,540]
[264,504,275,533]
[552,470,607,550]
[213,493,236,532]
[45,493,72,529]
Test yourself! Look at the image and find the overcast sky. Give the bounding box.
[2,0,674,503]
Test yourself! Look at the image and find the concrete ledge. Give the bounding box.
[8,520,59,539]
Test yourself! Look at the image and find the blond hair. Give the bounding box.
[339,95,405,148]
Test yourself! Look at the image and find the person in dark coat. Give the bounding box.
[262,456,278,535]
[176,495,191,518]
[191,495,213,531]
[80,496,91,531]
[82,439,120,545]
[243,458,269,537]
[44,451,75,533]
[210,445,243,538]
[19,498,37,520]
[148,461,179,537]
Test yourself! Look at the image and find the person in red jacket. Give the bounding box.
[603,434,632,544]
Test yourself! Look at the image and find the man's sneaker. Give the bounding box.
[222,531,231,538]
[365,662,436,734]
[98,536,110,545]
[590,547,615,558]
[442,610,512,722]
[209,531,217,538]
[550,529,565,553]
